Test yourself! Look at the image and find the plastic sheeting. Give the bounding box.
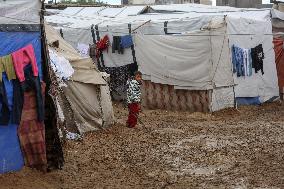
[236,97,261,106]
[0,74,25,174]
[0,0,41,24]
[0,32,43,174]
[135,17,233,91]
[0,124,24,174]
[136,33,213,89]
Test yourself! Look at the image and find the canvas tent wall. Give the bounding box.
[44,24,115,133]
[45,4,279,112]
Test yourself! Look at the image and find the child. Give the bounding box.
[126,71,142,128]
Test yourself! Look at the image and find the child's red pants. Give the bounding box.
[127,103,140,128]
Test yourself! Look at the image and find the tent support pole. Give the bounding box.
[59,28,64,39]
[95,24,105,69]
[164,21,168,35]
[91,24,97,44]
[90,24,102,67]
[128,23,138,75]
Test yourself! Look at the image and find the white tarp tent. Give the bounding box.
[0,0,41,25]
[45,4,279,112]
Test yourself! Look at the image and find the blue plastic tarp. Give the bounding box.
[236,97,261,106]
[0,32,43,174]
[0,74,24,174]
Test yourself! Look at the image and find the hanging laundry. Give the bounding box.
[77,43,89,57]
[96,35,110,59]
[18,82,47,172]
[20,66,45,122]
[0,79,10,125]
[232,45,253,77]
[248,49,253,76]
[251,44,265,75]
[0,54,16,81]
[11,79,23,125]
[49,49,74,81]
[243,49,253,77]
[112,36,124,54]
[232,45,244,77]
[12,66,44,124]
[0,73,24,126]
[120,35,133,49]
[12,44,39,82]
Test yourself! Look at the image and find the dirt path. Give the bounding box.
[1,102,284,188]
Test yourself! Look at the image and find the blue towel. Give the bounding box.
[120,35,133,49]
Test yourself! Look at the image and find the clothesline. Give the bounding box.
[55,24,284,36]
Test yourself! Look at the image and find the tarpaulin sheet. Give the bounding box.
[0,74,24,174]
[273,38,284,92]
[236,97,261,106]
[135,33,213,90]
[0,32,42,174]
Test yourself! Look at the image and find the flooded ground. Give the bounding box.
[1,102,284,189]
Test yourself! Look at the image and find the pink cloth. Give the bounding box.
[12,44,38,82]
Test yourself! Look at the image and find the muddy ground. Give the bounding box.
[1,102,284,189]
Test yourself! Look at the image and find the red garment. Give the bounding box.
[12,44,38,82]
[18,83,47,172]
[127,103,140,128]
[96,35,110,58]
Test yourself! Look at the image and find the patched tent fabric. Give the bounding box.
[45,24,114,133]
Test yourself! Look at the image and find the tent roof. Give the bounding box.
[46,4,271,30]
[0,0,41,25]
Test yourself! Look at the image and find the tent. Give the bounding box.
[44,24,115,133]
[0,0,63,174]
[0,0,114,175]
[45,4,279,112]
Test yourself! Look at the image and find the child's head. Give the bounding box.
[134,71,142,81]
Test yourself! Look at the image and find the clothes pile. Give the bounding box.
[232,44,265,77]
[0,43,47,171]
[49,49,74,84]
